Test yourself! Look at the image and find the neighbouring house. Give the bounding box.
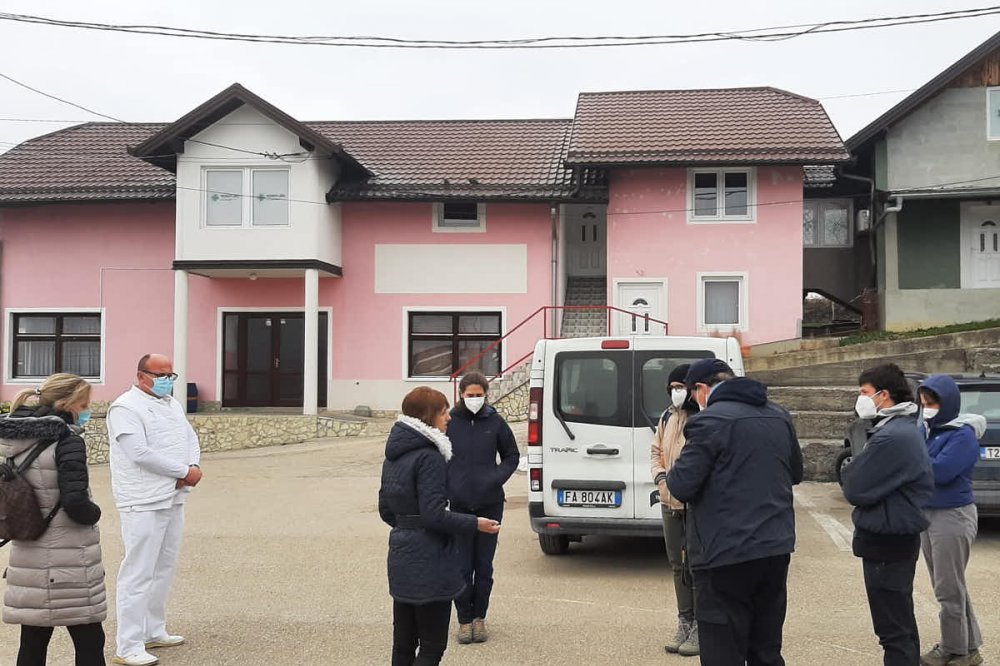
[844,30,1000,331]
[0,83,846,414]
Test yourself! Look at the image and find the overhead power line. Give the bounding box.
[0,5,998,49]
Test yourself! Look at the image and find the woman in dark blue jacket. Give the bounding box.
[445,372,520,645]
[379,386,501,666]
[917,375,985,666]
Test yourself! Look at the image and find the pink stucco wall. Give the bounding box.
[608,166,804,345]
[329,202,553,382]
[0,203,176,401]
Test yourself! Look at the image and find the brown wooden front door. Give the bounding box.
[222,312,328,407]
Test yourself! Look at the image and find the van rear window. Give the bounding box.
[638,352,716,425]
[555,352,630,427]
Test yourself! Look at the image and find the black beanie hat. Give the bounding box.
[668,364,691,385]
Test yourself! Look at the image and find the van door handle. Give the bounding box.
[587,446,619,456]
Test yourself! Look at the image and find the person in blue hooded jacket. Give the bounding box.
[445,371,520,645]
[916,375,985,666]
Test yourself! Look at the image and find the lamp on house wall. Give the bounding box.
[249,272,258,281]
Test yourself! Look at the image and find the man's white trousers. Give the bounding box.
[115,504,185,657]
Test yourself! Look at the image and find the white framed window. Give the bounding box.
[688,168,756,223]
[988,87,1000,140]
[804,199,853,248]
[204,167,289,228]
[432,202,486,232]
[698,273,748,331]
[5,309,105,383]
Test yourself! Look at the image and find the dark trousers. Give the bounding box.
[693,554,790,666]
[452,502,503,624]
[391,600,452,666]
[661,506,695,621]
[18,623,106,666]
[862,556,921,666]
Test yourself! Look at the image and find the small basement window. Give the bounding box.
[434,202,486,232]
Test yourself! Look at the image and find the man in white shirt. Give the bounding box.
[107,354,203,666]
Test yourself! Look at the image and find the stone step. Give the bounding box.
[799,439,846,482]
[792,410,855,441]
[768,386,857,412]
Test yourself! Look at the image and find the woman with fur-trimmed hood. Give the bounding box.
[378,387,500,666]
[1,373,106,665]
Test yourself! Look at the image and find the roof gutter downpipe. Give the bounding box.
[550,203,560,339]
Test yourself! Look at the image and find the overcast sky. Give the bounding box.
[1,0,999,153]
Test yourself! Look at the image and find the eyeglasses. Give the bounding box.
[141,370,179,381]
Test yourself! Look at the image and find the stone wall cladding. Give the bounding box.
[80,414,395,465]
[492,383,528,422]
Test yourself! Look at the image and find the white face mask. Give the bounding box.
[464,396,486,414]
[922,407,939,421]
[670,389,688,408]
[855,392,884,419]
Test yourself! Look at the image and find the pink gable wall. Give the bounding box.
[0,203,176,401]
[608,166,804,345]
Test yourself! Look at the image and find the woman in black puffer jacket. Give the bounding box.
[378,387,501,666]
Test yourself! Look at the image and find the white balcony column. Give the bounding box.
[303,268,320,416]
[173,269,189,412]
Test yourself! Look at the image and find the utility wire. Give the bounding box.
[0,6,997,49]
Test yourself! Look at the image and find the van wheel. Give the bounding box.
[538,534,570,555]
[834,449,852,486]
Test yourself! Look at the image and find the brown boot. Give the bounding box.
[472,618,488,643]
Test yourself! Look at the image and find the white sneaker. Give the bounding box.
[146,634,185,649]
[112,651,159,666]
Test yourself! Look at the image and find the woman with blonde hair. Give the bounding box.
[1,373,107,665]
[379,386,501,666]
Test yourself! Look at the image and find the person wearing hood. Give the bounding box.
[649,363,700,657]
[915,375,984,666]
[666,358,803,666]
[379,386,501,666]
[1,373,106,666]
[842,363,934,666]
[445,372,519,645]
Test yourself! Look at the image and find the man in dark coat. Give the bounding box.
[841,364,934,666]
[667,358,803,666]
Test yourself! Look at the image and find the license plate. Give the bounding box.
[982,447,1000,461]
[557,489,622,508]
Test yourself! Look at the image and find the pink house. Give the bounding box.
[0,84,847,414]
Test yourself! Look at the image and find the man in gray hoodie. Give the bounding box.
[842,364,934,666]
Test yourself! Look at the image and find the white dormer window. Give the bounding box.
[204,168,289,227]
[433,202,486,232]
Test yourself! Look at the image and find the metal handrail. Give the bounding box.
[448,305,669,401]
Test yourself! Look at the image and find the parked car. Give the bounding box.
[834,374,1000,518]
[524,335,744,555]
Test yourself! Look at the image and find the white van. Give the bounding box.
[526,335,744,555]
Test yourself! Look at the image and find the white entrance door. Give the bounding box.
[962,206,1000,288]
[614,281,667,336]
[565,205,607,277]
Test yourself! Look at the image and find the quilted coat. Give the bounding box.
[0,406,106,627]
[378,415,478,604]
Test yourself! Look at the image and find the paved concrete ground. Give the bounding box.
[2,430,999,666]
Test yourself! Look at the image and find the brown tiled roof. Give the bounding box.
[0,118,579,204]
[804,165,837,189]
[566,87,848,166]
[316,119,576,201]
[0,123,174,203]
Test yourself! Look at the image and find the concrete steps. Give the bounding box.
[561,276,608,338]
[769,386,855,482]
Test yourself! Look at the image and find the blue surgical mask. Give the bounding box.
[151,376,174,398]
[77,409,92,427]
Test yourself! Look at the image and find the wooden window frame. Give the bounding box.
[10,312,103,380]
[407,310,503,378]
[803,199,854,248]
